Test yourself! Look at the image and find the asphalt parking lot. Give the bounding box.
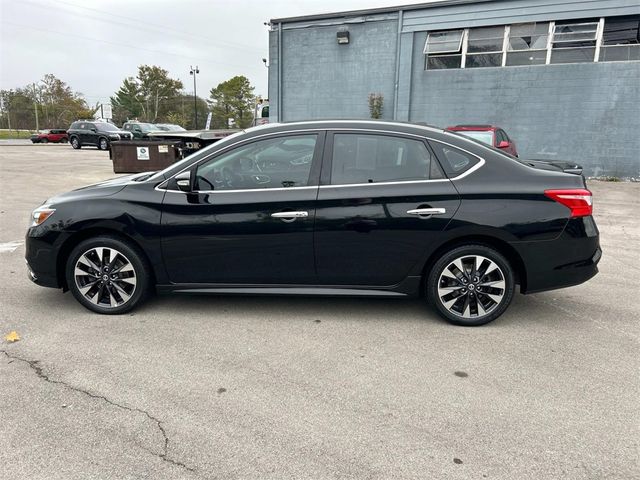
[0,144,638,479]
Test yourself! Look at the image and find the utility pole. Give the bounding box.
[33,83,39,131]
[189,65,199,129]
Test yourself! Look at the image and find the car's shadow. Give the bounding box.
[34,286,577,328]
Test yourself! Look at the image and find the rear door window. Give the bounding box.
[329,133,444,185]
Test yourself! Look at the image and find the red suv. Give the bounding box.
[30,129,69,144]
[446,125,518,157]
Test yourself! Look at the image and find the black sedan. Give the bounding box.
[25,121,601,326]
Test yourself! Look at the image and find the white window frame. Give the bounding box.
[423,16,618,70]
[501,25,510,66]
[594,17,605,61]
[545,22,555,64]
[460,29,469,68]
[551,21,599,44]
[464,25,507,68]
[423,30,464,54]
[505,21,551,66]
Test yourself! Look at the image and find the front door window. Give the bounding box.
[196,135,317,191]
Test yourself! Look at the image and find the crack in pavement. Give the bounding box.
[1,350,197,475]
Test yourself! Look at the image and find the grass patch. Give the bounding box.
[0,130,34,140]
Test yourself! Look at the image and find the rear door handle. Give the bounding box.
[406,208,446,216]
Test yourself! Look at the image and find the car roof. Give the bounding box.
[245,120,446,136]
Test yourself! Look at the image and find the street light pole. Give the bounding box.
[189,65,199,129]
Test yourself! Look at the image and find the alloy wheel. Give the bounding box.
[74,247,137,308]
[437,255,506,319]
[99,138,108,150]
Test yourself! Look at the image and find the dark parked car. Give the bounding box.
[154,123,186,132]
[122,121,161,139]
[446,124,519,156]
[67,121,133,150]
[30,129,68,143]
[26,121,600,326]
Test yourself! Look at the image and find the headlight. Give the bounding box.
[31,205,56,227]
[109,134,121,140]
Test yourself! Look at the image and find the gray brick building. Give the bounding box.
[268,0,640,177]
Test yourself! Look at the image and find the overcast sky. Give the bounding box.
[0,0,437,106]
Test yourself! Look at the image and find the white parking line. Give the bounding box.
[0,241,24,253]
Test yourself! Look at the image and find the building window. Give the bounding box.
[466,26,505,68]
[424,30,464,69]
[600,15,640,62]
[506,22,550,66]
[424,15,640,70]
[550,20,598,63]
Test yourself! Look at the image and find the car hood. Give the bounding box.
[45,172,151,205]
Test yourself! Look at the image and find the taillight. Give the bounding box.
[544,189,593,217]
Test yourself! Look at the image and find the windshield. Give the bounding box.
[139,123,157,131]
[97,122,120,132]
[456,130,494,145]
[148,129,247,181]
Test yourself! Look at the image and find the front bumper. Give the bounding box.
[25,230,66,289]
[512,216,601,294]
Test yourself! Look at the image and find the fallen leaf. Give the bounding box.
[5,331,20,343]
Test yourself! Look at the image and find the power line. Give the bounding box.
[1,21,258,70]
[19,0,263,54]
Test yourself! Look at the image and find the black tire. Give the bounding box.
[66,236,152,314]
[426,244,515,326]
[60,138,68,144]
[41,138,48,143]
[70,136,81,149]
[98,137,109,151]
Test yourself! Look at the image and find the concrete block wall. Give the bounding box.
[278,20,399,122]
[408,33,640,177]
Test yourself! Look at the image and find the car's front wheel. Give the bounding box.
[70,136,81,149]
[98,137,109,150]
[427,245,515,326]
[66,236,151,314]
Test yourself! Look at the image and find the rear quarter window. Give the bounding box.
[429,141,481,177]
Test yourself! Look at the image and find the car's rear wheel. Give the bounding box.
[427,245,515,326]
[70,136,81,149]
[41,138,48,143]
[66,236,151,314]
[60,138,68,143]
[98,137,109,150]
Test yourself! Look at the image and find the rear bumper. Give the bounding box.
[511,216,601,294]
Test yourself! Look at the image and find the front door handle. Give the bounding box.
[406,207,446,216]
[271,211,309,220]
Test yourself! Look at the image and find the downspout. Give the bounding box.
[278,22,283,122]
[393,10,403,121]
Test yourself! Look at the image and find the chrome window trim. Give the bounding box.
[157,127,486,194]
[163,185,318,194]
[319,179,450,189]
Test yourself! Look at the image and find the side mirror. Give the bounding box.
[175,170,193,192]
[90,128,97,133]
[497,140,510,148]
